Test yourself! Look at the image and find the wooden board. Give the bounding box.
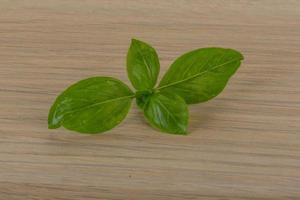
[0,0,300,199]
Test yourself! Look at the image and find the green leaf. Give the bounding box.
[135,89,154,110]
[48,77,134,134]
[127,38,160,91]
[158,48,244,104]
[143,92,189,135]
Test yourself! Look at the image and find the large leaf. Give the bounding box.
[127,39,160,91]
[158,48,243,104]
[143,92,189,135]
[48,77,134,134]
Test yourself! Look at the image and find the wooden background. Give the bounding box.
[1,0,300,199]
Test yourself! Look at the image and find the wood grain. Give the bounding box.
[1,0,300,199]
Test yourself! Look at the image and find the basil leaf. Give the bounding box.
[48,77,134,134]
[135,89,154,110]
[127,39,160,91]
[158,48,243,104]
[143,92,189,135]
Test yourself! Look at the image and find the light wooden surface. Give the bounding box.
[1,0,300,199]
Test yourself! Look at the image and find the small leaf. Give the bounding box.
[143,92,189,135]
[48,77,134,134]
[127,38,160,91]
[158,48,244,104]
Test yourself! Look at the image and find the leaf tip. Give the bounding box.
[131,38,150,47]
[177,128,189,135]
[230,48,244,60]
[237,51,244,60]
[48,106,61,129]
[131,38,140,44]
[48,123,59,129]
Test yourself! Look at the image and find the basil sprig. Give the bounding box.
[48,39,243,135]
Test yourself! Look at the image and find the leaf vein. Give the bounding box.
[61,94,134,117]
[157,58,241,90]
